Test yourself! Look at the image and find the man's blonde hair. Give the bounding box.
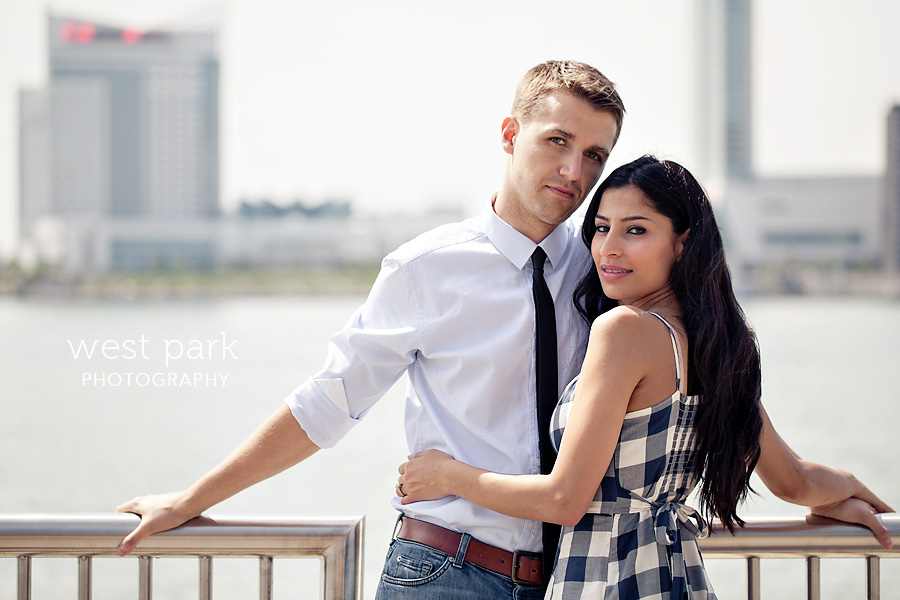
[512,60,625,144]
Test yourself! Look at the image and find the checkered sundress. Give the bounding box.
[546,312,716,599]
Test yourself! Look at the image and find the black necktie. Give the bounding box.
[531,247,559,578]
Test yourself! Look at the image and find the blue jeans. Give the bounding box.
[374,535,547,600]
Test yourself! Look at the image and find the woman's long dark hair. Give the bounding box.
[574,155,762,532]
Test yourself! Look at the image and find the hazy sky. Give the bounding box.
[1,0,899,257]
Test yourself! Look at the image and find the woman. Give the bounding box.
[397,156,893,598]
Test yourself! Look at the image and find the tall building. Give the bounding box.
[886,105,900,276]
[696,0,754,182]
[696,0,883,293]
[19,14,220,271]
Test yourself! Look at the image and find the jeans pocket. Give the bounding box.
[380,539,454,587]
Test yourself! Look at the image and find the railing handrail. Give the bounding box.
[3,513,892,554]
[0,513,364,600]
[0,513,363,556]
[1,513,897,600]
[699,513,900,558]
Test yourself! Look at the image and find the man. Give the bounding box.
[117,60,626,598]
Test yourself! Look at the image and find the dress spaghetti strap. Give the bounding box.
[647,311,684,394]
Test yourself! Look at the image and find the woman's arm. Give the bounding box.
[755,405,893,549]
[755,405,890,508]
[399,309,653,527]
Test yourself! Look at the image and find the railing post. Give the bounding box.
[806,556,820,600]
[867,556,880,600]
[78,555,92,600]
[139,556,153,600]
[320,519,363,600]
[17,555,31,600]
[320,554,329,600]
[746,556,760,600]
[199,556,212,600]
[259,556,273,600]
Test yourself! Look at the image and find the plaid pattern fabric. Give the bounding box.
[547,313,716,599]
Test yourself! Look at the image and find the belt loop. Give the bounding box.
[391,514,404,539]
[453,532,471,569]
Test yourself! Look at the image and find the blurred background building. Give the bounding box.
[696,0,892,293]
[14,1,900,293]
[696,0,754,183]
[19,14,220,272]
[17,13,458,276]
[886,105,900,277]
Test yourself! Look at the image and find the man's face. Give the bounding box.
[496,92,620,242]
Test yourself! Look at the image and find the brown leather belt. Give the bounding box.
[396,517,546,586]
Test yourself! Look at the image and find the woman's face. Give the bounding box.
[590,185,687,306]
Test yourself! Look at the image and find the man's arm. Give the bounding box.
[116,404,319,556]
[117,255,420,556]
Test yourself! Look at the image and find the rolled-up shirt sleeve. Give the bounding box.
[284,256,418,448]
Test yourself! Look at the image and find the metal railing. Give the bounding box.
[1,513,897,599]
[0,514,364,600]
[699,514,900,600]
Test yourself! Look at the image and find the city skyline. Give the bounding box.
[2,0,899,258]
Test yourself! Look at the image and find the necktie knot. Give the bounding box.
[531,247,547,273]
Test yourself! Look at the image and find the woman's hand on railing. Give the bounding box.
[810,496,894,550]
[115,491,197,556]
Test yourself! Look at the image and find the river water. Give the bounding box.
[1,294,898,599]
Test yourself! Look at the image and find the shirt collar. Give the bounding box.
[481,201,573,271]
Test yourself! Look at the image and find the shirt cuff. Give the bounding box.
[284,378,359,449]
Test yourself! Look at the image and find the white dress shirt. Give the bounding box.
[285,204,592,553]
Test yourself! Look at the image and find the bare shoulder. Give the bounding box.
[583,307,679,404]
[587,306,674,367]
[589,305,665,341]
[578,307,667,397]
